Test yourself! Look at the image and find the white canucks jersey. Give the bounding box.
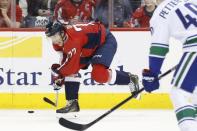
[150,0,197,56]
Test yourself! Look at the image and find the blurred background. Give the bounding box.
[0,0,158,29]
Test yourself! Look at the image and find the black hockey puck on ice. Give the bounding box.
[28,110,34,113]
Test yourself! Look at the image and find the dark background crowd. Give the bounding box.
[0,0,158,28]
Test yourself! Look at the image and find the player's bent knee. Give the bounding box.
[91,64,109,83]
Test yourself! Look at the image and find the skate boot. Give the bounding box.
[128,73,140,99]
[56,99,80,113]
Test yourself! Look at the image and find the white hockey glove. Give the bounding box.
[51,64,64,90]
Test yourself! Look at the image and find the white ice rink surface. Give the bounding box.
[0,109,180,131]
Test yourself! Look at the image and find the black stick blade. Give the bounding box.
[59,117,90,131]
[43,97,56,107]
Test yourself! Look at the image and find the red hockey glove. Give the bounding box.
[51,64,64,90]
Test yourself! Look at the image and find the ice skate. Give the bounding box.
[128,73,141,99]
[56,99,80,113]
[56,99,80,118]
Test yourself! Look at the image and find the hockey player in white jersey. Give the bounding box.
[142,0,197,131]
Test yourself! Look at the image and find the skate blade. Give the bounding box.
[56,112,79,119]
[134,94,141,100]
[132,92,141,100]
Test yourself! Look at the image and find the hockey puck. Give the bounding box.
[28,110,34,113]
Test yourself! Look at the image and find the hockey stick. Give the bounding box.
[59,65,177,130]
[43,89,59,107]
[43,97,56,107]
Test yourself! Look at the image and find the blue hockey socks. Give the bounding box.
[114,70,130,85]
[65,82,80,100]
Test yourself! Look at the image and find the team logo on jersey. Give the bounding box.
[0,36,42,58]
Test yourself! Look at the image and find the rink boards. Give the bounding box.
[0,30,183,109]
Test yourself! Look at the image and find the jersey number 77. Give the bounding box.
[175,3,197,29]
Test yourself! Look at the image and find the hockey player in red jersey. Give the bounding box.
[54,0,96,23]
[45,21,140,113]
[50,0,97,114]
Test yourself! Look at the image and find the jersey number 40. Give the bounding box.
[175,3,197,29]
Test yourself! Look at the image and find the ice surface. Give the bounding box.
[0,109,180,131]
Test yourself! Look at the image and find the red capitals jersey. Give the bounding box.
[131,6,155,28]
[0,5,22,27]
[54,22,106,77]
[54,0,96,22]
